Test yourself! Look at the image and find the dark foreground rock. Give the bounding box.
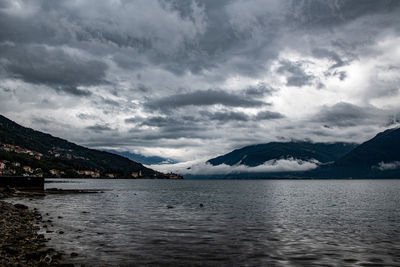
[0,187,103,266]
[0,192,63,266]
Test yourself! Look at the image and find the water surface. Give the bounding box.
[11,179,400,266]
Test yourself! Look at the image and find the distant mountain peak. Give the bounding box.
[102,149,178,165]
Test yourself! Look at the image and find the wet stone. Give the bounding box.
[14,203,29,210]
[0,198,63,266]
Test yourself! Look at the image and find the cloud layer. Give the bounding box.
[1,0,400,164]
[149,157,319,175]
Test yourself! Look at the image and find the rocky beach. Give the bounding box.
[0,188,64,266]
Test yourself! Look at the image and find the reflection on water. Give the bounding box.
[11,179,400,266]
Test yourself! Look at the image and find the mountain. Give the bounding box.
[335,127,400,168]
[103,150,177,165]
[0,115,170,179]
[205,128,400,179]
[208,142,358,167]
[325,127,400,178]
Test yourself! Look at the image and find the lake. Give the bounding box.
[10,179,400,266]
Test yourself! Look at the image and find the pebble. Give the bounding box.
[14,203,29,210]
[0,195,62,266]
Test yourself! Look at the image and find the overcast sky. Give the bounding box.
[1,0,400,164]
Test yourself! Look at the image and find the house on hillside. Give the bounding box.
[76,170,100,178]
[50,169,60,176]
[23,166,33,173]
[131,170,142,178]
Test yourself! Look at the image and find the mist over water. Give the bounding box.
[12,179,400,266]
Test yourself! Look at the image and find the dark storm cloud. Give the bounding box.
[277,60,314,87]
[200,111,250,122]
[335,71,347,81]
[313,102,388,127]
[128,117,208,141]
[31,116,53,125]
[244,83,277,97]
[1,0,398,80]
[141,116,180,127]
[1,45,107,96]
[124,117,143,124]
[255,111,285,120]
[312,48,346,69]
[55,86,92,97]
[288,0,400,29]
[86,124,113,132]
[136,83,151,93]
[0,0,399,161]
[145,89,268,111]
[199,110,285,122]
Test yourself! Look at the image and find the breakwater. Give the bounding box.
[0,176,44,191]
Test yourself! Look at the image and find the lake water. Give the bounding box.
[10,179,400,266]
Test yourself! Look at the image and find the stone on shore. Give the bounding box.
[0,198,62,266]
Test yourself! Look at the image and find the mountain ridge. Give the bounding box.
[102,149,178,165]
[0,114,173,179]
[208,141,358,167]
[203,128,400,178]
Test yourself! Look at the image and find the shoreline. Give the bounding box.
[0,187,97,266]
[0,189,64,266]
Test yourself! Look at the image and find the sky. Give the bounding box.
[1,0,400,169]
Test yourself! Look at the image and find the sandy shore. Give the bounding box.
[0,189,65,266]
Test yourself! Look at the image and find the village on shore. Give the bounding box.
[0,143,182,179]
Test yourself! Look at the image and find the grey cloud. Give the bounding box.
[200,111,250,122]
[244,83,277,97]
[146,89,268,111]
[1,0,397,79]
[124,117,143,124]
[312,48,346,69]
[255,111,285,120]
[288,0,400,29]
[55,86,92,96]
[1,0,400,162]
[31,116,53,125]
[277,60,314,87]
[136,83,151,93]
[137,116,207,141]
[103,98,120,107]
[313,102,388,127]
[336,71,347,81]
[1,45,107,95]
[200,110,285,122]
[86,124,113,132]
[77,113,97,120]
[141,116,180,128]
